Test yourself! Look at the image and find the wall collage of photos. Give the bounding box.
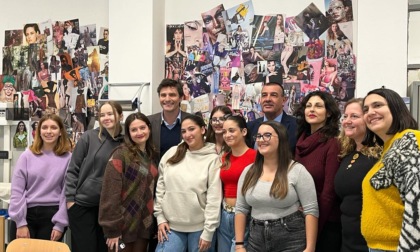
[1,19,109,149]
[165,0,356,123]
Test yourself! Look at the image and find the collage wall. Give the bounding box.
[165,0,355,124]
[1,19,109,149]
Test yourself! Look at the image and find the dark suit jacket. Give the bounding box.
[247,111,298,154]
[148,110,189,160]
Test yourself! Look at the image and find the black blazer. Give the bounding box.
[247,111,298,154]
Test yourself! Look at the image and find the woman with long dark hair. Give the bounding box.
[205,105,232,155]
[154,114,222,252]
[361,88,420,251]
[217,115,256,251]
[99,112,158,252]
[294,91,342,251]
[235,121,318,252]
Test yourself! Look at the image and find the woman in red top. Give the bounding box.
[217,115,256,251]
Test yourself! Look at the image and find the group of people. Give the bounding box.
[8,78,420,252]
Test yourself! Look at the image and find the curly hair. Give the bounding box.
[296,91,341,141]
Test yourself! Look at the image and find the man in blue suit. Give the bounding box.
[247,82,297,154]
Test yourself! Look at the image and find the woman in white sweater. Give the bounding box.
[154,114,222,252]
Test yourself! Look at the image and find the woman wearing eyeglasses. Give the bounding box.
[294,91,341,252]
[206,106,232,155]
[217,115,256,251]
[335,98,382,252]
[235,121,318,252]
[361,88,420,252]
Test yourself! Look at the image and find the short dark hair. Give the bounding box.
[363,88,418,134]
[24,23,40,34]
[296,91,341,140]
[157,78,183,97]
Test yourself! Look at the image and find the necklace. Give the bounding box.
[347,152,359,169]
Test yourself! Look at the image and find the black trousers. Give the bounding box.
[67,204,107,252]
[316,221,342,252]
[10,205,63,241]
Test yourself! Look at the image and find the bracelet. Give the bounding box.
[235,242,245,245]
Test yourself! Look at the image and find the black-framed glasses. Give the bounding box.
[210,114,231,125]
[253,132,277,142]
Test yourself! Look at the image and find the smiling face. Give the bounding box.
[261,84,285,120]
[363,94,393,142]
[159,86,181,113]
[222,119,247,149]
[211,110,228,135]
[181,119,206,151]
[128,119,150,150]
[99,104,118,131]
[342,102,366,143]
[40,119,61,148]
[305,95,328,133]
[256,124,279,158]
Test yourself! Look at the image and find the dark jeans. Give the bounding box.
[316,221,342,252]
[67,204,107,252]
[248,211,306,252]
[10,205,63,241]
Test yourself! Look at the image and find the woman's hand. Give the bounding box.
[235,246,246,252]
[50,229,63,241]
[198,238,211,251]
[16,226,30,238]
[106,237,120,252]
[157,222,171,243]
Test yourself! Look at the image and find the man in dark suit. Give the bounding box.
[148,78,189,160]
[247,82,297,153]
[147,79,189,252]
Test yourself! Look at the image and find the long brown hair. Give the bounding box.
[221,115,251,170]
[167,114,206,164]
[241,121,292,199]
[123,112,158,165]
[98,101,123,140]
[30,114,71,155]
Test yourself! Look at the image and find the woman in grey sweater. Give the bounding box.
[235,121,319,252]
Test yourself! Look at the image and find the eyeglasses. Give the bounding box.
[253,132,278,142]
[210,114,230,125]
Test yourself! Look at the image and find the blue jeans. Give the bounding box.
[217,209,250,252]
[217,209,235,252]
[248,211,306,252]
[155,229,216,252]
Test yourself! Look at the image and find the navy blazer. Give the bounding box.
[247,111,298,154]
[148,110,189,160]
